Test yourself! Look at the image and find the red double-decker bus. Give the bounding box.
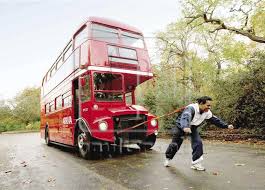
[40,17,158,159]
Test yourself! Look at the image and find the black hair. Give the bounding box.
[196,96,212,104]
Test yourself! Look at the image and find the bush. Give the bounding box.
[213,52,265,131]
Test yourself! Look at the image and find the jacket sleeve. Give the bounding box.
[206,115,228,128]
[179,106,195,129]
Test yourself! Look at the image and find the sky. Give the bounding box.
[0,0,180,99]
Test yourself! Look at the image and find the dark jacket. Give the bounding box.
[176,106,228,129]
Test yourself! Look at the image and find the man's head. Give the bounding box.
[196,96,212,113]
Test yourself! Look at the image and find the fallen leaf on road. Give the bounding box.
[47,177,56,182]
[22,179,32,184]
[235,163,245,166]
[5,170,12,174]
[212,172,218,175]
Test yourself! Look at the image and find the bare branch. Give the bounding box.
[185,14,203,25]
[200,13,265,43]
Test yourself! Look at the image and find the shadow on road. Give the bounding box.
[48,143,147,160]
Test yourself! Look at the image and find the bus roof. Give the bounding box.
[87,17,143,35]
[42,17,144,86]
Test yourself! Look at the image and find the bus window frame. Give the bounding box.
[56,57,63,70]
[62,91,72,108]
[50,65,56,77]
[107,45,138,65]
[91,23,120,44]
[80,74,91,102]
[92,71,125,103]
[63,44,73,61]
[55,95,63,110]
[121,31,145,49]
[74,25,89,49]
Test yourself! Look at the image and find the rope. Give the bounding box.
[116,106,186,135]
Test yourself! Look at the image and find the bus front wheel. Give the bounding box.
[77,129,93,159]
[138,134,157,150]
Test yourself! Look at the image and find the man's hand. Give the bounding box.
[183,128,192,134]
[228,124,234,129]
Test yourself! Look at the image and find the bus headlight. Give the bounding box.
[99,121,108,131]
[150,119,157,127]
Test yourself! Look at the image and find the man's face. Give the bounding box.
[199,100,212,113]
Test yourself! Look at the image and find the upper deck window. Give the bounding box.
[64,44,73,61]
[92,24,119,44]
[56,57,63,69]
[119,48,137,59]
[108,45,138,64]
[121,32,144,48]
[50,66,56,77]
[74,26,89,48]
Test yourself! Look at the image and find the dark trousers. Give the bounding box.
[165,126,203,161]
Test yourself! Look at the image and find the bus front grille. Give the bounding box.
[113,114,147,143]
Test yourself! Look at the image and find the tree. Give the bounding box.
[9,87,40,125]
[140,0,264,132]
[212,51,265,130]
[182,0,265,43]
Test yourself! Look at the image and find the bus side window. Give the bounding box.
[49,101,55,112]
[45,104,49,114]
[62,92,72,108]
[56,57,63,70]
[46,71,50,81]
[74,26,88,48]
[64,44,73,61]
[56,95,62,110]
[50,66,56,77]
[80,75,91,102]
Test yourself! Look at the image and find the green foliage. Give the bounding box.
[222,42,250,64]
[213,52,265,129]
[251,2,265,37]
[140,0,265,134]
[0,87,40,132]
[11,87,40,124]
[142,90,156,114]
[233,53,265,129]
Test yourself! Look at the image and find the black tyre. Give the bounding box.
[77,129,93,159]
[45,127,51,146]
[138,134,157,150]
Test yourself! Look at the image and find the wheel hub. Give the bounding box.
[78,133,86,149]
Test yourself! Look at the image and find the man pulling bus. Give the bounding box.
[164,96,234,171]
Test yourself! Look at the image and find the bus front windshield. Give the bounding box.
[93,72,123,102]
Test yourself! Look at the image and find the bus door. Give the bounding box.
[79,74,92,124]
[73,78,80,120]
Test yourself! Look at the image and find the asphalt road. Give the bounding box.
[0,132,265,190]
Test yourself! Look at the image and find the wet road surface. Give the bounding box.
[0,132,265,190]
